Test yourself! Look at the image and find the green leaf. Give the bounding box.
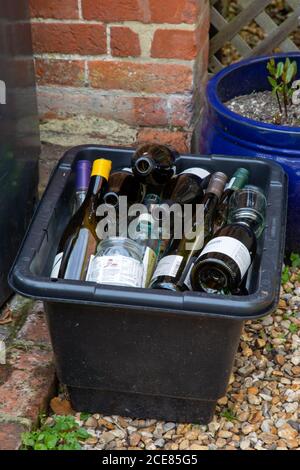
[289,323,299,334]
[76,428,90,440]
[21,433,36,448]
[44,434,59,449]
[276,62,284,79]
[34,443,48,451]
[290,252,300,268]
[80,412,91,422]
[267,58,276,75]
[281,266,289,284]
[268,76,277,88]
[286,63,296,84]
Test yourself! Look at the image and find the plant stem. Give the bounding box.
[276,91,283,114]
[283,88,288,119]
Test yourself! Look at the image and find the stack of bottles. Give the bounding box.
[51,143,267,296]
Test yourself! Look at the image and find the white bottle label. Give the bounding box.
[142,247,157,288]
[86,255,143,288]
[121,167,133,173]
[151,255,183,280]
[200,236,251,279]
[51,252,63,279]
[181,167,210,180]
[225,177,235,190]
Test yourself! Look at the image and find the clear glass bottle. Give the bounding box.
[86,237,144,288]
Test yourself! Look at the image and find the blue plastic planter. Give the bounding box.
[202,53,300,253]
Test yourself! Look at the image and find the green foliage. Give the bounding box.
[267,58,298,119]
[290,252,300,268]
[80,412,92,422]
[281,266,290,284]
[21,415,90,451]
[289,323,299,334]
[220,408,236,422]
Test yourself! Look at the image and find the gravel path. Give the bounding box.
[48,266,300,451]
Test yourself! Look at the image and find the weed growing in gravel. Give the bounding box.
[22,415,90,450]
[288,323,299,334]
[220,408,237,422]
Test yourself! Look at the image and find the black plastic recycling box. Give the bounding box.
[9,145,288,424]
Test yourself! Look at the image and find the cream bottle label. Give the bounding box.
[200,236,251,279]
[151,255,183,280]
[86,255,143,288]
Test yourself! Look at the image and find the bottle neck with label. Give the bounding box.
[74,160,92,211]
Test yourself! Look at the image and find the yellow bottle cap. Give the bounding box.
[91,158,112,180]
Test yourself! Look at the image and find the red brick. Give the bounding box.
[0,422,27,450]
[82,0,145,22]
[111,27,141,58]
[151,29,197,60]
[0,349,55,423]
[30,0,79,19]
[82,0,201,24]
[149,0,201,24]
[35,59,85,86]
[32,23,106,55]
[89,61,193,94]
[17,302,51,345]
[137,128,191,153]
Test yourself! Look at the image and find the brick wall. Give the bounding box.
[29,0,210,152]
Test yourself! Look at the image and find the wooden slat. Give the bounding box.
[286,0,299,10]
[210,6,252,58]
[239,0,298,53]
[249,7,300,56]
[209,55,224,74]
[210,0,272,56]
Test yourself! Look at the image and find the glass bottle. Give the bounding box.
[191,186,267,294]
[86,237,144,288]
[149,172,228,291]
[51,158,112,280]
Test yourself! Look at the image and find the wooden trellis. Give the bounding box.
[210,0,300,73]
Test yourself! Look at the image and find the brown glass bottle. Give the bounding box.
[103,168,144,208]
[149,172,227,292]
[191,186,267,294]
[132,143,178,187]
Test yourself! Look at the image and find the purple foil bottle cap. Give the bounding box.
[75,160,92,191]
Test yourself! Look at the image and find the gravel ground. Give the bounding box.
[47,265,300,451]
[226,91,300,127]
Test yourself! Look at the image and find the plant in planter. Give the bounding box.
[267,58,298,123]
[202,53,300,253]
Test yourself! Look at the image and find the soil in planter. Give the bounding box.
[226,91,300,127]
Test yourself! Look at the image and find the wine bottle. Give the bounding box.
[73,160,92,212]
[191,186,267,294]
[103,168,144,208]
[215,168,249,228]
[163,167,211,203]
[132,143,178,187]
[149,172,227,291]
[51,158,112,280]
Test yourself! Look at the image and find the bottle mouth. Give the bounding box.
[135,156,154,175]
[199,266,228,294]
[103,192,119,207]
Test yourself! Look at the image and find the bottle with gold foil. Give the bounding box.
[51,158,112,280]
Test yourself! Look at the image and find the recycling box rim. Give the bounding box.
[9,145,288,320]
